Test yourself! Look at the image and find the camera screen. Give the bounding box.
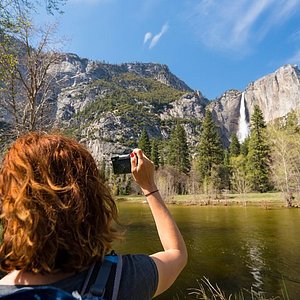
[111,154,131,174]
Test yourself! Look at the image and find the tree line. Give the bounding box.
[108,106,300,208]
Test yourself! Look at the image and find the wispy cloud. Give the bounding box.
[149,24,169,48]
[186,0,300,54]
[143,32,153,44]
[231,0,274,45]
[143,23,169,49]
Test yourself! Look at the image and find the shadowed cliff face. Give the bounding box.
[207,89,242,147]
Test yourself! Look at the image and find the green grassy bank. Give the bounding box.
[116,192,295,208]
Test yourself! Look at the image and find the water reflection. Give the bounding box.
[243,240,265,290]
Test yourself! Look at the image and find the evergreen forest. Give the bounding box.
[103,106,300,208]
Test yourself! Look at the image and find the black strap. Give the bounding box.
[80,255,122,299]
[80,262,96,295]
[89,259,113,297]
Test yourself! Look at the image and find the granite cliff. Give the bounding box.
[245,64,300,122]
[2,49,300,160]
[48,53,200,160]
[209,64,300,145]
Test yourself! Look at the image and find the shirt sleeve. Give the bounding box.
[118,254,158,300]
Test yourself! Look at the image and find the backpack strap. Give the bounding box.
[81,254,123,299]
[111,255,123,300]
[89,258,114,297]
[80,262,96,295]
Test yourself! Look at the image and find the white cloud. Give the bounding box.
[144,23,169,49]
[186,0,300,54]
[149,23,169,49]
[143,32,153,44]
[231,0,274,45]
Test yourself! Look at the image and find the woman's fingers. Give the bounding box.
[131,148,143,173]
[130,152,137,172]
[132,149,144,170]
[134,148,144,161]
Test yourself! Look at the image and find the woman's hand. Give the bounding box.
[130,148,157,194]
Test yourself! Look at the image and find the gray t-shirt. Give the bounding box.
[0,254,158,300]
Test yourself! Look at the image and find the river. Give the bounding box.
[114,202,300,299]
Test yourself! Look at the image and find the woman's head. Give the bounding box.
[0,132,119,273]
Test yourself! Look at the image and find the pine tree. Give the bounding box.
[229,133,240,157]
[197,110,224,179]
[150,139,160,169]
[247,105,271,192]
[230,154,250,199]
[167,123,191,175]
[240,136,250,156]
[138,129,151,158]
[158,141,165,167]
[222,149,231,190]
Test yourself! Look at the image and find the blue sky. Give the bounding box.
[35,0,300,99]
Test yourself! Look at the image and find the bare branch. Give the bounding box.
[0,16,64,135]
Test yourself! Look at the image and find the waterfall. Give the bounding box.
[237,92,249,143]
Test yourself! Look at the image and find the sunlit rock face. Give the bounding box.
[244,64,300,122]
[50,53,193,125]
[210,64,300,144]
[46,54,198,159]
[160,91,208,147]
[161,91,207,119]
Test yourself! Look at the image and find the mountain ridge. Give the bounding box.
[1,48,300,161]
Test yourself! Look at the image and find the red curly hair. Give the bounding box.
[0,132,120,274]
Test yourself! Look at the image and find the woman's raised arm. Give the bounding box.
[131,149,188,297]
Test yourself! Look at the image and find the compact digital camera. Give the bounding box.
[111,154,131,174]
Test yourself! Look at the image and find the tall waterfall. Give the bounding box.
[237,92,249,143]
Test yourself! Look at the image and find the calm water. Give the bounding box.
[114,202,300,300]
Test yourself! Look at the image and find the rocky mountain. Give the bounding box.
[47,54,201,161]
[51,53,192,93]
[2,49,300,161]
[207,89,242,145]
[245,64,300,122]
[210,64,300,145]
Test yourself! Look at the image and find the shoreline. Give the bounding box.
[116,192,298,208]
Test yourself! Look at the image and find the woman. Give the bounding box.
[0,132,187,299]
